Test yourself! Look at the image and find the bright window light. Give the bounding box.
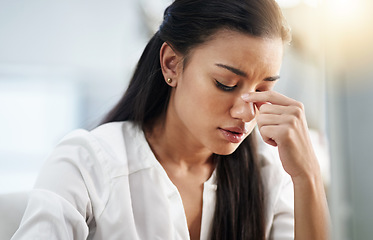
[328,0,363,23]
[276,0,301,8]
[276,0,320,8]
[304,0,321,8]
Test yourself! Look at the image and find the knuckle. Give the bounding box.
[296,101,305,110]
[287,115,298,127]
[281,127,293,141]
[293,106,303,118]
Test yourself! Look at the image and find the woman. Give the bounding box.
[12,0,329,239]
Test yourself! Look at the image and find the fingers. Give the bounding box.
[256,103,290,115]
[244,91,307,148]
[245,91,306,126]
[242,91,318,179]
[259,125,283,146]
[242,91,303,109]
[256,104,306,124]
[256,113,298,127]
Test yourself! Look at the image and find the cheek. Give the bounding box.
[192,88,228,117]
[177,77,217,113]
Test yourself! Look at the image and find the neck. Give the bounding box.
[144,117,214,171]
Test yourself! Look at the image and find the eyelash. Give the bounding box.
[215,80,270,93]
[215,80,236,92]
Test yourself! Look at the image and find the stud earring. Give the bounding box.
[167,78,172,84]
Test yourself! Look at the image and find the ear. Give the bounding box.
[159,42,182,86]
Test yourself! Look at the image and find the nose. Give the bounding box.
[230,96,256,122]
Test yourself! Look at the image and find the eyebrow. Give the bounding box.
[215,63,247,77]
[215,63,280,81]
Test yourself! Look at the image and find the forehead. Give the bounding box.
[186,29,283,73]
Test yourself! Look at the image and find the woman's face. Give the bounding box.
[167,29,283,155]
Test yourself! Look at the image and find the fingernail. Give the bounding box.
[241,93,250,101]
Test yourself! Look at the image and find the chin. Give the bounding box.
[212,143,241,156]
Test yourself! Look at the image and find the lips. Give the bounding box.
[219,127,247,143]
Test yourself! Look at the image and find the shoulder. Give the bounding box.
[61,121,137,147]
[37,121,142,187]
[56,121,155,176]
[34,122,153,213]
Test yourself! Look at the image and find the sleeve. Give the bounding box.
[11,130,110,240]
[268,173,295,240]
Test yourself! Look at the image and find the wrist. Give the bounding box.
[291,169,324,191]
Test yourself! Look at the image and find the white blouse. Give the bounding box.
[12,121,294,240]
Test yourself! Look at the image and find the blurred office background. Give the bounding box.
[0,0,372,239]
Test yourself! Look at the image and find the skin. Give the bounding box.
[145,29,328,240]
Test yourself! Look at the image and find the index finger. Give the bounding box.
[241,91,296,107]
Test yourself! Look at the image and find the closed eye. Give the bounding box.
[215,80,236,92]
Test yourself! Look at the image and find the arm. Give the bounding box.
[12,130,105,239]
[292,170,329,239]
[242,91,329,240]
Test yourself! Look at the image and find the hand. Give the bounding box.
[243,91,329,240]
[242,91,319,179]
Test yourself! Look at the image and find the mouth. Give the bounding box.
[218,127,247,143]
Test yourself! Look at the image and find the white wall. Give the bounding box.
[0,0,152,126]
[0,0,150,193]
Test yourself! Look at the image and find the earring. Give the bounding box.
[167,78,172,84]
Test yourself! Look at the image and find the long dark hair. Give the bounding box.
[102,0,291,239]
